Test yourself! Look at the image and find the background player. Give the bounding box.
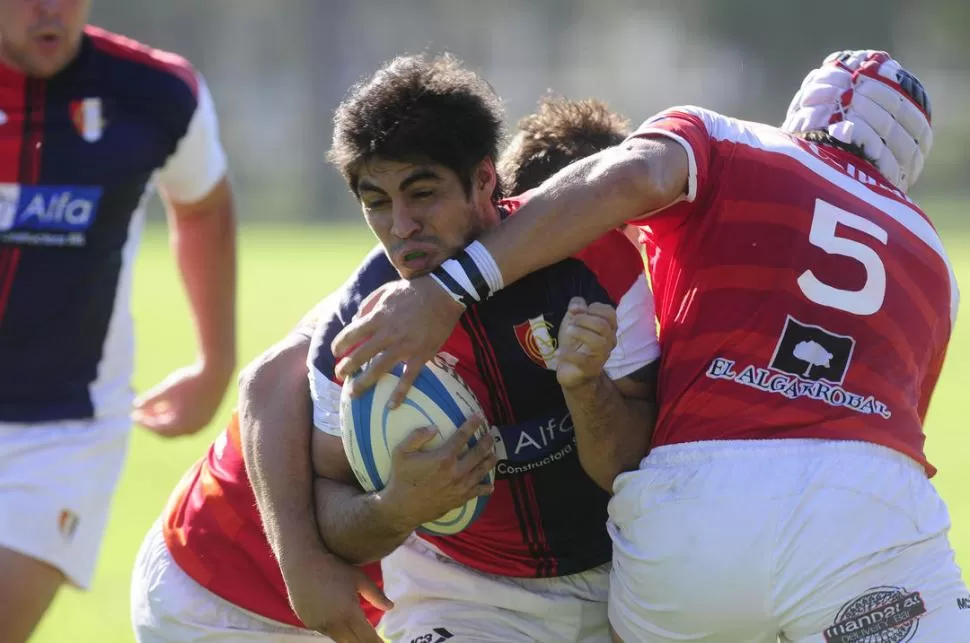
[499,95,639,246]
[311,52,658,643]
[130,87,643,642]
[331,50,968,640]
[0,0,236,640]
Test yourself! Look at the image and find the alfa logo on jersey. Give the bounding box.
[69,97,105,143]
[0,184,102,233]
[492,410,576,477]
[513,316,558,370]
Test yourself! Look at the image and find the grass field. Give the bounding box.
[31,205,970,642]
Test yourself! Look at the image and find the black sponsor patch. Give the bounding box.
[824,586,926,643]
[770,316,855,384]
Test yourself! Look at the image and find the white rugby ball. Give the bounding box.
[339,356,493,536]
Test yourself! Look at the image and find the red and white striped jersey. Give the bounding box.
[629,106,957,476]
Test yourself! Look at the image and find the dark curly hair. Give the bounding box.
[329,53,505,201]
[797,130,876,165]
[499,96,630,195]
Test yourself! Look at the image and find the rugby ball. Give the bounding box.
[339,356,493,536]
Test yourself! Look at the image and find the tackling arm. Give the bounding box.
[311,432,417,565]
[481,137,688,287]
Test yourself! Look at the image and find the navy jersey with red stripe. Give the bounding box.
[0,26,226,423]
[311,201,659,578]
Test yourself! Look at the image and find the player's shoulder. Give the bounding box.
[502,196,644,301]
[85,26,199,98]
[638,105,779,148]
[309,246,397,379]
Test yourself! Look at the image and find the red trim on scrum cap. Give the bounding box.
[854,52,932,124]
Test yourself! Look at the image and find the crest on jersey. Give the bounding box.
[513,316,558,370]
[58,509,80,541]
[69,98,105,143]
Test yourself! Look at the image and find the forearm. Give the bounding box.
[563,374,655,491]
[170,201,237,376]
[239,338,323,569]
[481,146,651,286]
[314,477,413,565]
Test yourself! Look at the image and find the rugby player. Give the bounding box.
[311,55,658,642]
[131,83,646,643]
[0,1,236,639]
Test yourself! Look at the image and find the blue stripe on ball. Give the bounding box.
[411,365,467,430]
[353,381,383,491]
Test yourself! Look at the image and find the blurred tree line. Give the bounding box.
[91,0,970,222]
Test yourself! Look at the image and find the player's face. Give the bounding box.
[357,158,499,279]
[0,0,90,78]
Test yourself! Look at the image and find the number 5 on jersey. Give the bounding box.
[797,199,889,316]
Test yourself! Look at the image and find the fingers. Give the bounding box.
[465,447,497,486]
[564,309,617,339]
[395,426,439,455]
[567,296,588,314]
[445,415,487,457]
[356,285,388,319]
[332,319,386,380]
[132,376,171,410]
[560,326,611,355]
[358,576,394,612]
[586,302,618,330]
[566,298,616,325]
[472,482,495,497]
[387,358,425,409]
[344,346,405,398]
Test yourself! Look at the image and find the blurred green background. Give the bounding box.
[26,0,970,640]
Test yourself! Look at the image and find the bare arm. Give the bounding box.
[563,367,657,492]
[168,177,237,379]
[312,418,495,565]
[134,177,237,435]
[556,296,658,491]
[238,329,320,576]
[239,317,391,638]
[311,431,414,565]
[483,137,687,287]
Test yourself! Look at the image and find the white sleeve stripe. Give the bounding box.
[309,365,343,436]
[631,127,699,202]
[156,74,229,204]
[604,277,661,380]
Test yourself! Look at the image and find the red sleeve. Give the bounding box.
[571,229,643,305]
[625,106,715,227]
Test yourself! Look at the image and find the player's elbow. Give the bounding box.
[590,138,687,217]
[237,334,310,441]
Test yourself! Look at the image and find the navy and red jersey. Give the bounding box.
[311,202,660,578]
[0,26,227,423]
[628,107,957,476]
[162,249,394,629]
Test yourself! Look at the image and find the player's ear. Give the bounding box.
[474,157,498,199]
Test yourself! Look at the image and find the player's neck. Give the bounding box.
[0,40,81,80]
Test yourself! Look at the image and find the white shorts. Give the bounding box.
[131,520,327,642]
[607,439,970,642]
[0,415,130,588]
[379,535,610,642]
